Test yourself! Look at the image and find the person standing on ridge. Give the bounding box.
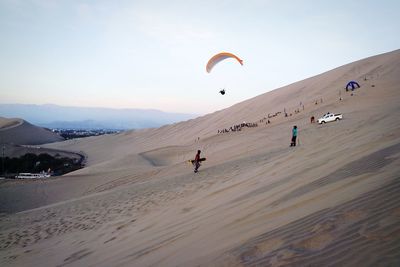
[290,126,298,147]
[194,150,201,173]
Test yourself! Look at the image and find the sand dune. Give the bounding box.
[0,50,400,266]
[0,118,23,129]
[0,117,64,145]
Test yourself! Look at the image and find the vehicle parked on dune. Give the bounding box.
[318,112,343,124]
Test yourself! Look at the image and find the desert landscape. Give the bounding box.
[0,50,399,266]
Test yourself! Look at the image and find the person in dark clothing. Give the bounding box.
[290,126,298,147]
[194,150,201,173]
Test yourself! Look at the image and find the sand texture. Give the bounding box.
[0,50,400,266]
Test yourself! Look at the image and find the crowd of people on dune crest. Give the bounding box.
[217,122,258,134]
[216,101,307,135]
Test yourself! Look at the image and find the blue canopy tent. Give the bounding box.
[346,81,360,91]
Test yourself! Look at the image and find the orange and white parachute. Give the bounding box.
[206,52,243,73]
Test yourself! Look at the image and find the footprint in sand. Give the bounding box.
[182,207,194,213]
[299,210,367,252]
[255,238,284,255]
[358,224,385,241]
[269,249,298,267]
[8,254,19,260]
[340,210,366,222]
[391,207,400,217]
[311,219,337,233]
[358,208,400,242]
[295,232,334,251]
[104,236,117,244]
[378,214,399,228]
[312,210,366,234]
[239,238,284,264]
[59,248,93,267]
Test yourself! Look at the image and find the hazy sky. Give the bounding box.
[1,0,399,114]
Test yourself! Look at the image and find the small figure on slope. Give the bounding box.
[194,150,201,173]
[290,126,298,147]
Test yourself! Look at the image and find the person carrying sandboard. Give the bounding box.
[194,150,201,173]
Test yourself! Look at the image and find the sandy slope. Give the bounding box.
[0,118,64,145]
[0,50,400,266]
[0,118,23,129]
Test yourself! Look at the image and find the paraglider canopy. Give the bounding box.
[219,89,226,95]
[346,81,360,91]
[206,52,243,73]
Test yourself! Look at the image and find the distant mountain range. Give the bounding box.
[0,104,198,130]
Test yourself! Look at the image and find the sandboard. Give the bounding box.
[187,157,206,164]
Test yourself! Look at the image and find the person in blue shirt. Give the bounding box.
[290,126,298,147]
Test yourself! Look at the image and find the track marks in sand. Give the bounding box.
[207,179,249,198]
[238,238,285,264]
[84,170,160,194]
[0,162,224,253]
[295,232,333,251]
[0,216,98,251]
[220,177,400,267]
[124,232,187,261]
[181,206,194,213]
[58,248,93,267]
[272,142,400,206]
[104,236,117,244]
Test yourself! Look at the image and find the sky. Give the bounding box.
[0,0,399,114]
